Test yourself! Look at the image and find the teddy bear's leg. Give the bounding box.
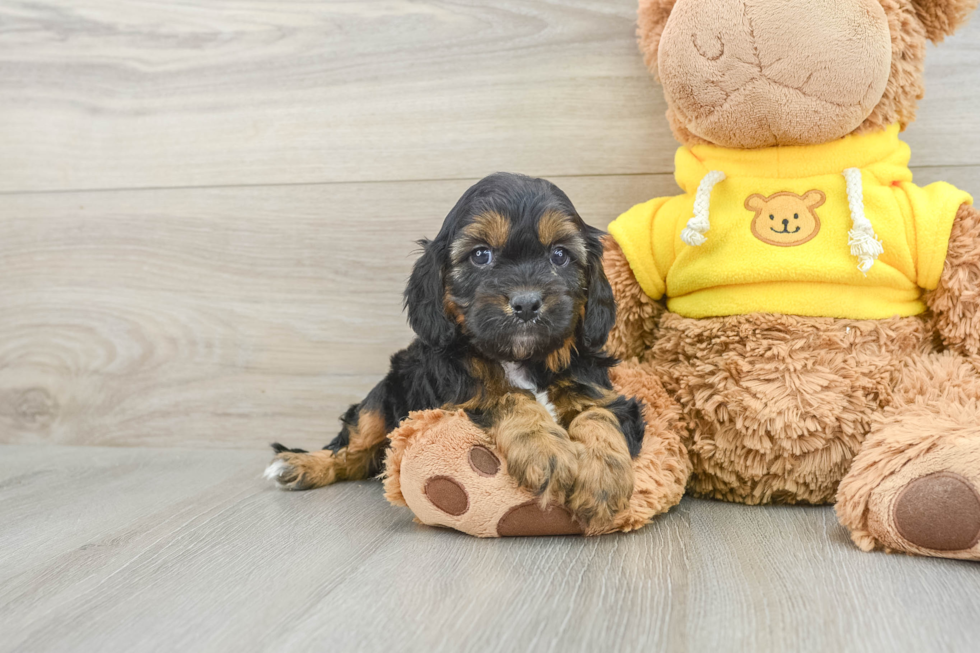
[836,351,980,560]
[605,359,692,533]
[602,236,664,361]
[382,363,690,537]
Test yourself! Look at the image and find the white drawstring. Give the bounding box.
[843,167,883,275]
[681,170,726,246]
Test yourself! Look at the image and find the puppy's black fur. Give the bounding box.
[268,173,645,527]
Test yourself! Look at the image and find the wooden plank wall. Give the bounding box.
[1,1,978,450]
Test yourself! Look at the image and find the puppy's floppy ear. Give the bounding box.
[404,238,457,350]
[580,225,617,353]
[910,0,977,43]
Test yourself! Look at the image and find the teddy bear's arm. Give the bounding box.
[602,236,664,361]
[925,202,980,357]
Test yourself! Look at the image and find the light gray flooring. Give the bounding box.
[2,445,979,653]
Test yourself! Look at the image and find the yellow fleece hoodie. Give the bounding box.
[608,125,972,319]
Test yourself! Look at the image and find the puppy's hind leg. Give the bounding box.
[265,394,391,491]
[264,445,341,491]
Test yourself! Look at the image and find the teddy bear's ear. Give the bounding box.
[637,0,678,77]
[803,190,827,210]
[910,0,977,43]
[744,194,767,213]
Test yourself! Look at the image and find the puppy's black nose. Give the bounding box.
[510,292,542,322]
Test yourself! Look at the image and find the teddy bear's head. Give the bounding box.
[638,0,977,149]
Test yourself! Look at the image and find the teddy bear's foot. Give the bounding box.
[382,361,691,538]
[383,409,583,537]
[854,454,980,560]
[837,353,980,560]
[862,422,980,560]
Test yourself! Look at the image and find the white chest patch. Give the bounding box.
[501,361,559,421]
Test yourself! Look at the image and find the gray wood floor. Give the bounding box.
[2,445,980,653]
[2,1,980,651]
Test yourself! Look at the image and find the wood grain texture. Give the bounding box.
[0,1,977,193]
[1,445,979,653]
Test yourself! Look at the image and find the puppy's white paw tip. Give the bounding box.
[263,459,289,485]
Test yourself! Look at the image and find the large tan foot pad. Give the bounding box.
[422,458,583,536]
[385,411,584,537]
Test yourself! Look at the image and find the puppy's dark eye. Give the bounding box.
[470,247,493,266]
[550,247,570,266]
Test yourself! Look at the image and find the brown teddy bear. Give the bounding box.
[384,0,980,559]
[599,0,980,559]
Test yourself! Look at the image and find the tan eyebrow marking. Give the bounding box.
[538,210,587,260]
[451,211,510,262]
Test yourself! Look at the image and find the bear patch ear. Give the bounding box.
[910,0,977,43]
[637,0,679,77]
[803,190,827,210]
[744,194,767,213]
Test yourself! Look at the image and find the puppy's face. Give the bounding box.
[406,173,615,366]
[446,207,587,361]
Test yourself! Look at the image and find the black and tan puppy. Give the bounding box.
[265,172,645,529]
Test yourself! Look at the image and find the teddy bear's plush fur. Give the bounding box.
[384,0,980,557]
[599,0,980,559]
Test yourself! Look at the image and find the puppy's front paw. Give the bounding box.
[505,433,581,506]
[264,445,338,491]
[567,450,634,534]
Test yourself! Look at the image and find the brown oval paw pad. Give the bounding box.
[468,445,500,477]
[424,476,469,516]
[894,472,980,552]
[496,500,583,537]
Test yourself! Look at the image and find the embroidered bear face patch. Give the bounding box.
[745,191,825,247]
